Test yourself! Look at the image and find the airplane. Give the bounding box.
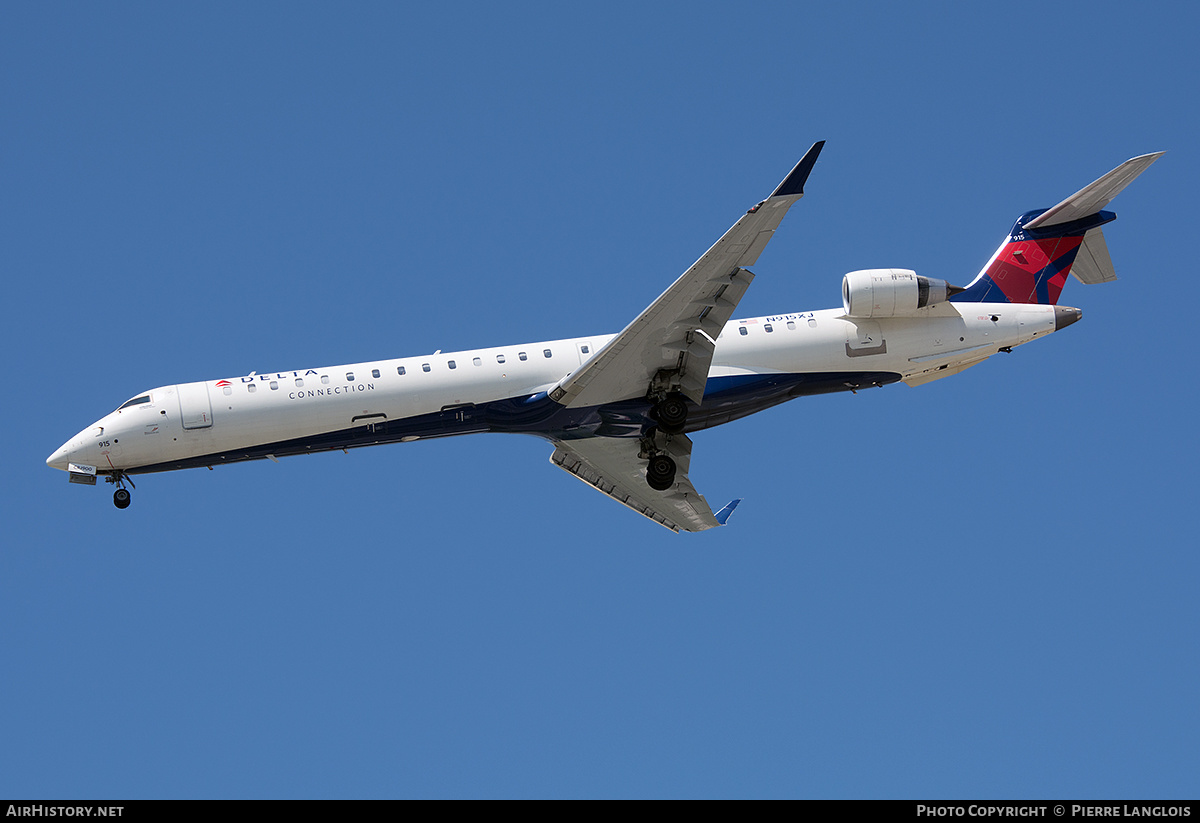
[46,144,1162,532]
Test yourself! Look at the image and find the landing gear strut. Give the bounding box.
[643,384,686,490]
[106,471,135,509]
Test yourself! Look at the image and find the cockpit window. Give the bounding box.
[117,395,151,411]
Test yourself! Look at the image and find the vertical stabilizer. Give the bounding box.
[953,152,1162,305]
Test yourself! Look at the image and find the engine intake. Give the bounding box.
[842,268,958,318]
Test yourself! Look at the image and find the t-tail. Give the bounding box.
[952,152,1164,306]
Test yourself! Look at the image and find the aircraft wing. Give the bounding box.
[549,141,825,409]
[549,436,740,533]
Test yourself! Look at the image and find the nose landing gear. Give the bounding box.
[105,471,135,509]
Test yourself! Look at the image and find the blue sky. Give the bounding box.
[3,2,1197,798]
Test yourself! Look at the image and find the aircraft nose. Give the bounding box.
[47,442,71,471]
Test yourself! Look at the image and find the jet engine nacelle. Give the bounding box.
[842,268,955,318]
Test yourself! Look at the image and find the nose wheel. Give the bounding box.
[105,471,135,509]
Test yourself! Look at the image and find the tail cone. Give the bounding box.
[1054,306,1083,331]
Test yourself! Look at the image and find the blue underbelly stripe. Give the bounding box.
[127,370,901,475]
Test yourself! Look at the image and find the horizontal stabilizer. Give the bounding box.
[1025,152,1164,229]
[1071,228,1118,285]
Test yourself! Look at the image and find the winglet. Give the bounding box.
[714,498,743,526]
[769,141,826,198]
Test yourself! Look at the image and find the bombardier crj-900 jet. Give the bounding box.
[47,144,1162,532]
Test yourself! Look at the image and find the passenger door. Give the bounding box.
[176,382,214,429]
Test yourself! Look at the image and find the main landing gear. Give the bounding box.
[106,471,135,509]
[643,392,688,490]
[651,393,688,434]
[646,452,677,491]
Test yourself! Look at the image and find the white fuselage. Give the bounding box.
[47,302,1058,477]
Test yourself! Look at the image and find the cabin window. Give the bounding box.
[118,395,151,410]
[397,366,406,376]
[422,363,431,373]
[787,321,796,330]
[346,372,354,382]
[269,381,279,390]
[808,318,817,328]
[295,378,303,387]
[543,349,552,358]
[739,327,748,336]
[764,324,773,333]
[497,354,506,364]
[321,375,330,385]
[473,357,482,366]
[581,345,590,354]
[448,360,456,370]
[372,369,380,378]
[518,352,528,361]
[223,387,232,396]
[247,383,257,393]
